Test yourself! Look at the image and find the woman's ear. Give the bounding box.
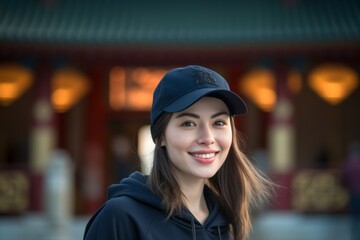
[160,138,166,147]
[155,137,166,147]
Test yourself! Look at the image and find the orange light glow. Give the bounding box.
[287,69,302,94]
[0,64,33,106]
[127,89,154,110]
[52,89,73,107]
[253,88,277,111]
[51,68,90,112]
[109,67,126,111]
[131,68,166,90]
[240,68,277,112]
[309,64,358,105]
[109,67,166,111]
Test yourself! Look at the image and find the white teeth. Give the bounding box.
[192,153,215,159]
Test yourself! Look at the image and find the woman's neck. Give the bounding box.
[179,179,209,224]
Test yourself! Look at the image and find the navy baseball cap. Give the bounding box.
[150,65,247,136]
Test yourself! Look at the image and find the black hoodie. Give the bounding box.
[83,172,230,240]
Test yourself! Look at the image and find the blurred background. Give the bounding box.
[1,0,360,239]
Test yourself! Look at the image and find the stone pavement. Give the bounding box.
[0,211,353,240]
[249,211,352,240]
[0,214,88,240]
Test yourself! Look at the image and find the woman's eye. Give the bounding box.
[214,120,226,126]
[181,121,195,127]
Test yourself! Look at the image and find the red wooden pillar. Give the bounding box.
[82,65,107,214]
[268,62,296,210]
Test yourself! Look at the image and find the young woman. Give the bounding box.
[84,65,272,240]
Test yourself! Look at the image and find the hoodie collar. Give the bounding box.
[108,171,163,210]
[108,171,229,238]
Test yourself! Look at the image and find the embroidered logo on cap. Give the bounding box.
[193,69,217,86]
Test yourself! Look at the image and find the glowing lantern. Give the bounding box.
[309,64,358,105]
[0,64,33,106]
[51,68,90,112]
[240,68,277,112]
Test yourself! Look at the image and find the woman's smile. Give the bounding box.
[189,150,219,164]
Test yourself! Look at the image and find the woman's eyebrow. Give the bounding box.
[211,111,229,118]
[175,112,199,119]
[175,111,229,119]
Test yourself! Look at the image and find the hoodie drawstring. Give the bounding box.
[217,226,222,240]
[191,218,196,240]
[191,218,223,240]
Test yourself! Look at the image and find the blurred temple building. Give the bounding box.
[0,0,360,216]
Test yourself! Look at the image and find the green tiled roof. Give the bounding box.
[1,0,359,47]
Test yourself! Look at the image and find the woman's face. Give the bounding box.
[162,97,232,182]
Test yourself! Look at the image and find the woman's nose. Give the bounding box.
[197,126,215,145]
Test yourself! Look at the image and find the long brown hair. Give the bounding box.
[149,112,272,240]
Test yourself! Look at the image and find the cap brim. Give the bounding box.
[164,88,247,115]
